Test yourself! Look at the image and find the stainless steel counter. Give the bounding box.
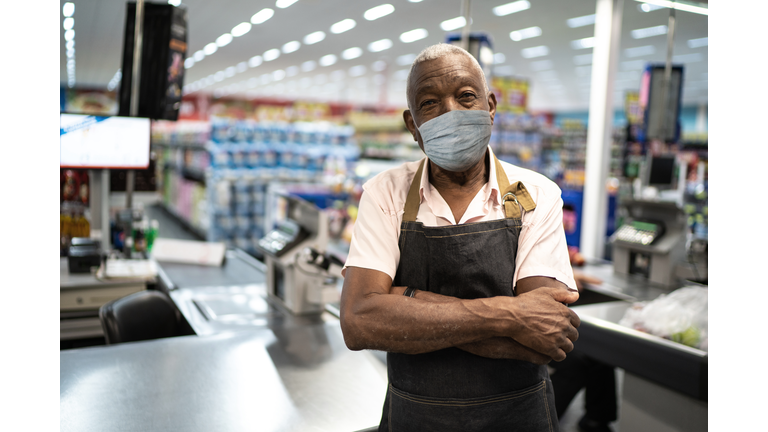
[60,321,388,432]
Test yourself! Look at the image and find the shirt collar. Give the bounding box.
[417,146,503,207]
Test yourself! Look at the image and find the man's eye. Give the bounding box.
[461,92,476,99]
[420,100,435,108]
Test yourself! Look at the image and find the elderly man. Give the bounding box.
[340,43,580,432]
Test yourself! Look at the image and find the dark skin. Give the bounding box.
[340,53,580,365]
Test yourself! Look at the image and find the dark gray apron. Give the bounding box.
[379,154,558,432]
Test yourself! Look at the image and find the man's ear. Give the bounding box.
[487,91,498,126]
[403,109,418,142]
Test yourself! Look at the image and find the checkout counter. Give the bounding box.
[60,195,707,432]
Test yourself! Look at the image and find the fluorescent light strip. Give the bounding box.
[304,31,326,45]
[397,53,417,66]
[521,45,549,58]
[63,2,75,17]
[232,22,252,37]
[530,59,553,71]
[672,53,703,63]
[493,1,531,17]
[368,38,393,52]
[364,4,395,21]
[566,14,595,28]
[282,40,301,53]
[331,19,356,34]
[400,28,428,43]
[687,37,708,48]
[276,0,299,9]
[573,53,593,65]
[630,25,667,39]
[342,47,363,60]
[638,3,665,12]
[63,9,75,87]
[252,8,275,24]
[632,0,708,15]
[493,53,506,64]
[571,37,595,50]
[510,26,541,41]
[440,16,466,31]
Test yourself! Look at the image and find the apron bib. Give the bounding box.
[379,154,558,432]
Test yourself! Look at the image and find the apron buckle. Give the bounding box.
[502,192,523,219]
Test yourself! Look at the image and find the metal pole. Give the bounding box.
[660,7,676,142]
[127,0,145,210]
[460,0,471,51]
[580,0,623,261]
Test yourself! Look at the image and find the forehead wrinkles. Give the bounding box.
[412,62,481,96]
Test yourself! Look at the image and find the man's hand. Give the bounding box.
[508,277,581,362]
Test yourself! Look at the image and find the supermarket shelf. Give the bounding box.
[163,163,207,185]
[152,142,209,151]
[156,203,208,241]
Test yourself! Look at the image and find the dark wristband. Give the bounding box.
[403,287,417,298]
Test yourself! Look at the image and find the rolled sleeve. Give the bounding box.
[343,190,401,281]
[514,193,577,291]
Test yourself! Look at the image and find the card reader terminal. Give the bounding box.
[257,220,308,258]
[614,220,665,246]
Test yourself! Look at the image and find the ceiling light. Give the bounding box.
[368,39,393,52]
[566,14,596,28]
[509,26,541,41]
[214,71,226,82]
[63,2,75,17]
[263,48,281,61]
[204,43,218,55]
[493,1,531,16]
[63,17,74,30]
[282,41,301,53]
[530,59,553,71]
[273,70,286,81]
[493,53,506,64]
[319,54,338,67]
[216,33,233,47]
[571,37,595,50]
[364,4,395,21]
[440,16,466,31]
[331,19,356,34]
[66,40,75,50]
[304,31,326,45]
[372,60,387,72]
[349,65,367,77]
[342,47,363,60]
[260,74,272,85]
[286,66,299,76]
[225,66,236,77]
[573,53,593,65]
[688,37,708,48]
[521,46,549,58]
[394,69,410,81]
[184,58,195,69]
[673,53,703,63]
[231,22,252,37]
[400,28,428,43]
[625,45,655,57]
[249,55,263,68]
[276,0,299,8]
[251,8,275,24]
[168,0,181,6]
[302,60,317,72]
[194,50,205,61]
[630,25,667,39]
[64,30,75,41]
[235,62,247,73]
[397,53,417,66]
[638,2,664,12]
[633,0,708,15]
[409,0,423,2]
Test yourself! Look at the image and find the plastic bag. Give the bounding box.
[619,286,708,351]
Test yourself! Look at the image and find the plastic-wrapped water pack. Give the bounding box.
[619,286,708,351]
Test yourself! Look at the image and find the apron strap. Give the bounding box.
[402,154,537,222]
[403,159,426,222]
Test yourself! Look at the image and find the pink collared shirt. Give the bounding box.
[344,147,577,291]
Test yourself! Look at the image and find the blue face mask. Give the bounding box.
[417,109,493,172]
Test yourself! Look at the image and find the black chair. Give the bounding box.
[99,290,187,345]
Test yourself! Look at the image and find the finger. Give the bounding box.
[565,325,579,343]
[547,287,580,304]
[560,337,574,354]
[569,310,581,328]
[551,348,567,362]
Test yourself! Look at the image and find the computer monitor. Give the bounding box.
[60,114,151,169]
[646,155,676,188]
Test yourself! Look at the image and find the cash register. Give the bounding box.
[257,194,342,315]
[612,155,687,287]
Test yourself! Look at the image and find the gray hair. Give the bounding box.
[405,43,489,110]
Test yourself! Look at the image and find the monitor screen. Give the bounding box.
[648,156,676,186]
[60,114,151,169]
